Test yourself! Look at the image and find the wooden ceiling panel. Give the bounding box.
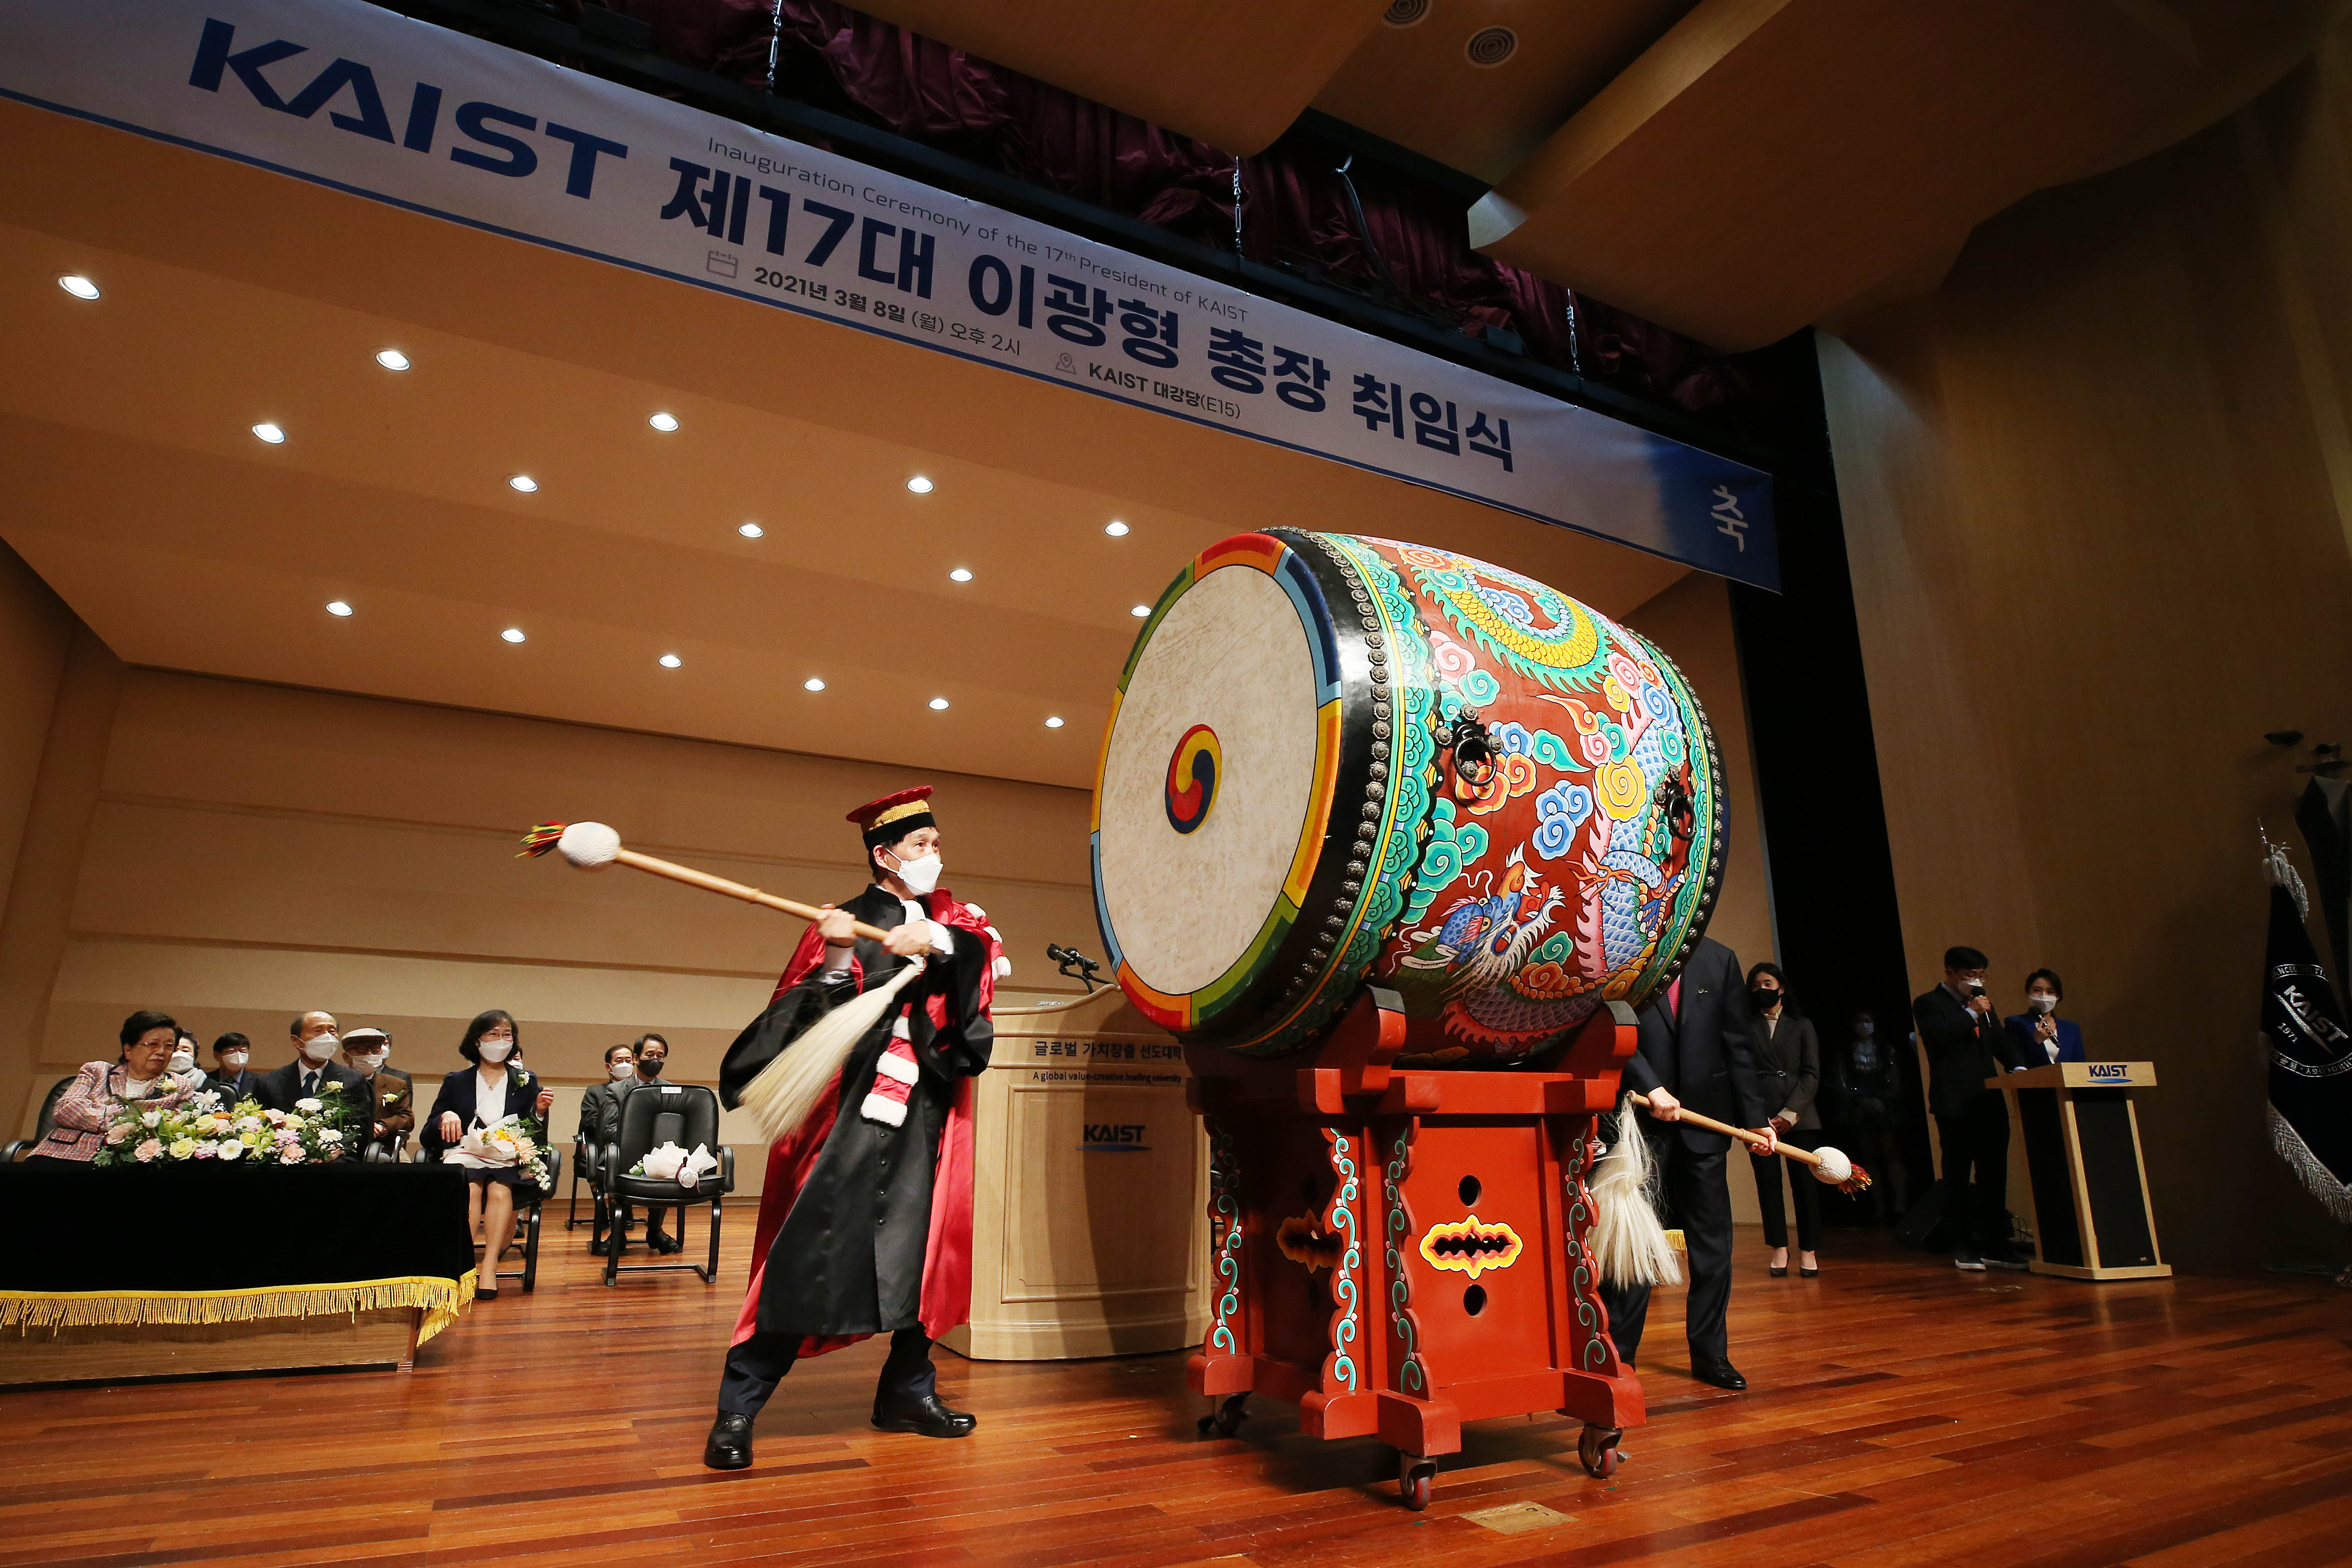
[1313,0,1698,185]
[847,0,1395,154]
[1468,0,2347,351]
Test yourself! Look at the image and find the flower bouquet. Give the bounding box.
[629,1141,720,1188]
[93,1082,359,1166]
[458,1113,551,1190]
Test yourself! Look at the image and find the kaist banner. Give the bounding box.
[0,0,1779,588]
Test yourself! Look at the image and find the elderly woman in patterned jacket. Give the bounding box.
[28,1009,199,1161]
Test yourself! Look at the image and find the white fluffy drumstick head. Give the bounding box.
[557,820,622,870]
[1810,1145,1853,1186]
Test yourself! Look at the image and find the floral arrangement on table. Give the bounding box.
[93,1082,359,1166]
[459,1113,551,1191]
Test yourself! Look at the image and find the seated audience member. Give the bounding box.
[425,1010,555,1298]
[27,1010,196,1161]
[1745,963,1824,1278]
[577,1042,636,1256]
[622,1031,685,1255]
[1826,1012,1905,1220]
[206,1032,261,1102]
[2004,969,2084,1065]
[1914,946,2034,1272]
[167,1030,208,1092]
[341,1026,412,1155]
[251,1011,371,1123]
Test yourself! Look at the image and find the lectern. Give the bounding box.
[1990,1062,2169,1280]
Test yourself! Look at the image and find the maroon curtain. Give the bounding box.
[581,0,1741,410]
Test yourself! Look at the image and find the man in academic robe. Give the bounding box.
[1599,935,1778,1391]
[703,787,1007,1470]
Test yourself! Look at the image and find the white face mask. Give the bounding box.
[609,1060,636,1080]
[167,1049,195,1073]
[890,851,943,897]
[352,1052,388,1073]
[2028,994,2057,1014]
[300,1034,339,1063]
[477,1039,513,1064]
[222,1050,249,1069]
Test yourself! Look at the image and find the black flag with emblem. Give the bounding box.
[2264,865,2352,1222]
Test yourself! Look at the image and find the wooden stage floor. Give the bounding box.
[7,1221,2350,1568]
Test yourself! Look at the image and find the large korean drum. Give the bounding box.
[1093,529,1725,1065]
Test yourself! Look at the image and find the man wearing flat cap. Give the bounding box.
[340,1027,411,1158]
[704,787,1009,1470]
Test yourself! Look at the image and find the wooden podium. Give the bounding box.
[1990,1062,2169,1280]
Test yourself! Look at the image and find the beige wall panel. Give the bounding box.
[0,541,74,921]
[1823,40,2352,1269]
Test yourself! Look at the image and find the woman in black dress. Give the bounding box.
[424,1010,554,1298]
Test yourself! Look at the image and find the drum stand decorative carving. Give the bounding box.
[1184,988,1645,1509]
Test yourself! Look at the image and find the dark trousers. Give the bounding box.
[718,1326,937,1419]
[1598,1125,1733,1366]
[1750,1126,1822,1252]
[1936,1091,2010,1249]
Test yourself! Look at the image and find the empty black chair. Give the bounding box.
[601,1083,732,1286]
[2,1077,75,1162]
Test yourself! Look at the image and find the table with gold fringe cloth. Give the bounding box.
[0,1162,479,1343]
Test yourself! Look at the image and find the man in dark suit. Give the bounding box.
[341,1026,412,1157]
[1913,945,2033,1271]
[204,1033,261,1102]
[578,1042,637,1255]
[1600,935,1777,1391]
[250,1010,372,1153]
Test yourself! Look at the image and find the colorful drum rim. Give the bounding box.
[1093,530,1414,1055]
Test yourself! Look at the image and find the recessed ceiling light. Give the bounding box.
[804,677,826,692]
[906,475,934,494]
[57,275,99,300]
[1046,716,1065,728]
[648,412,679,432]
[375,348,410,371]
[508,475,538,493]
[251,422,285,445]
[738,522,764,538]
[948,568,973,583]
[1105,520,1129,536]
[500,627,527,644]
[1131,604,1151,617]
[658,653,682,669]
[928,697,950,710]
[325,601,353,617]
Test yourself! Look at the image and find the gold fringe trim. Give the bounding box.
[1,1272,478,1346]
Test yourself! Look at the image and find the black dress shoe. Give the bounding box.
[872,1392,977,1438]
[1691,1357,1748,1391]
[651,1230,684,1255]
[704,1413,753,1470]
[589,1236,610,1257]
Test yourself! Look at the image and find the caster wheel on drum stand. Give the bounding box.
[1196,1393,1250,1439]
[1398,1453,1436,1510]
[1578,1425,1624,1479]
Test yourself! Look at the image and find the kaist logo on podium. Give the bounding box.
[2087,1063,2131,1081]
[1080,1122,1151,1152]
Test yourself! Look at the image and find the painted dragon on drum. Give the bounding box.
[1094,529,1724,1069]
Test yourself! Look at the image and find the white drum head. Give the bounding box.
[1098,564,1323,1000]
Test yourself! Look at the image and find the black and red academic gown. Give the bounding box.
[718,883,1000,1357]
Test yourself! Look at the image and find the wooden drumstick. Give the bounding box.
[518,821,894,942]
[1627,1092,1872,1192]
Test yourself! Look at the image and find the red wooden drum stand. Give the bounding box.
[1184,989,1645,1509]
